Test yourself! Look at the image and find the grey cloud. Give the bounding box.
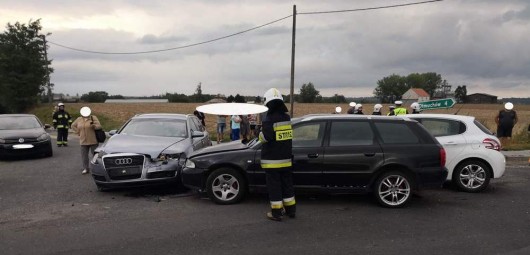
[138,34,188,44]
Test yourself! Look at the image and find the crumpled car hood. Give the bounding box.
[102,134,186,158]
[189,140,249,158]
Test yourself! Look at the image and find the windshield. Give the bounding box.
[119,118,188,137]
[0,116,42,130]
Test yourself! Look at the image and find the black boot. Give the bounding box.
[266,208,283,221]
[285,205,296,218]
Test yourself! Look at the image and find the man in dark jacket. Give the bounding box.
[52,103,72,147]
[259,88,295,221]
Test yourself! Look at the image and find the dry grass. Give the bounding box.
[31,102,530,149]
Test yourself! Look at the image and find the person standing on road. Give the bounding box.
[354,104,364,115]
[393,101,408,115]
[259,88,295,221]
[71,106,101,174]
[52,103,72,147]
[495,102,518,148]
[347,102,356,114]
[411,102,421,114]
[387,105,396,116]
[216,115,227,144]
[248,113,258,139]
[240,115,250,143]
[372,104,383,115]
[230,115,241,141]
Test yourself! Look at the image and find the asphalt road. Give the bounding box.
[1,136,529,255]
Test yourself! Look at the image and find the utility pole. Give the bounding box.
[289,5,297,117]
[42,34,52,103]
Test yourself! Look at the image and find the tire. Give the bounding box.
[452,160,490,193]
[206,168,247,205]
[373,171,413,208]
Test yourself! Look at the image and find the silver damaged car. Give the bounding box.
[90,113,211,190]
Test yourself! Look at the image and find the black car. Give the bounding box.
[0,114,53,159]
[90,113,211,190]
[182,114,448,208]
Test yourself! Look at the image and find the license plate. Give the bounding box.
[13,144,34,149]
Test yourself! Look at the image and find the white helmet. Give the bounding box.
[335,106,342,113]
[349,102,356,107]
[58,103,65,107]
[263,88,283,105]
[354,104,362,110]
[374,104,382,112]
[411,102,420,110]
[395,100,403,105]
[505,102,514,110]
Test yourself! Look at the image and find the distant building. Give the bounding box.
[465,93,497,104]
[401,88,430,104]
[105,99,169,103]
[52,93,79,103]
[206,98,227,104]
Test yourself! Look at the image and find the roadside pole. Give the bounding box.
[289,5,296,117]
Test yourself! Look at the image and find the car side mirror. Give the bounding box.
[44,124,51,129]
[109,130,117,136]
[191,130,204,138]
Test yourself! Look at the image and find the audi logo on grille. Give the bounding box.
[115,158,133,165]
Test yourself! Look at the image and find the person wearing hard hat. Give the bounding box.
[354,104,364,114]
[393,101,408,115]
[52,103,72,147]
[387,105,396,116]
[259,88,295,221]
[347,102,356,114]
[410,102,421,114]
[495,102,518,148]
[373,104,383,115]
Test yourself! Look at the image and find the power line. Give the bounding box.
[48,0,443,55]
[48,15,293,55]
[298,0,443,15]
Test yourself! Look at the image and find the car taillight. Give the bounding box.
[440,148,446,167]
[483,138,500,151]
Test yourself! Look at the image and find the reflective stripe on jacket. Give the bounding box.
[260,112,292,169]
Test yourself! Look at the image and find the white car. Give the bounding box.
[406,114,506,192]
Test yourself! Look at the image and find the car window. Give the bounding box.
[189,117,202,132]
[293,121,325,148]
[417,119,466,137]
[120,118,187,137]
[0,116,41,130]
[329,121,374,146]
[374,122,419,144]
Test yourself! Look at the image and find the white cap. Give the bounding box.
[395,100,403,105]
[80,106,92,117]
[335,106,342,113]
[349,102,356,107]
[505,102,514,110]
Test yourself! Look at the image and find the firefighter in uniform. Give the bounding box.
[393,100,408,115]
[410,102,421,114]
[52,103,72,147]
[259,88,295,221]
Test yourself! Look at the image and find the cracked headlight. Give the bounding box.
[155,153,180,162]
[91,150,106,164]
[185,159,196,168]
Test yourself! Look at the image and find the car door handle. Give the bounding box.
[307,153,319,158]
[444,141,458,146]
[364,153,376,157]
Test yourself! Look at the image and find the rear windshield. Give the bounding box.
[473,120,494,135]
[0,116,41,130]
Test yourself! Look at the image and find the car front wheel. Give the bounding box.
[206,168,247,205]
[374,171,413,208]
[453,160,490,193]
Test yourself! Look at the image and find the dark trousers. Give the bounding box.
[265,167,295,203]
[57,128,69,145]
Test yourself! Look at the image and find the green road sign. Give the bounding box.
[418,98,456,110]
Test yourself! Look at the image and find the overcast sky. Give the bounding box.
[1,0,529,98]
